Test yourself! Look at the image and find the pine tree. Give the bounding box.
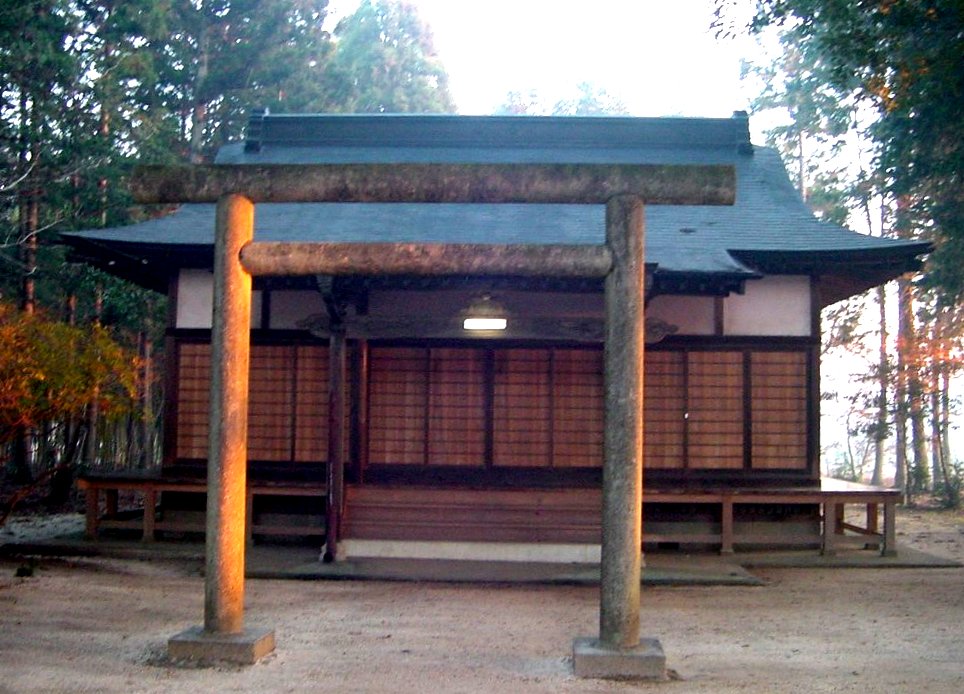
[330,0,455,113]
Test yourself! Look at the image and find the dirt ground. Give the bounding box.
[0,506,962,694]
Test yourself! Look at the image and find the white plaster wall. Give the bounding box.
[174,269,263,329]
[270,291,327,329]
[723,276,812,336]
[646,295,715,335]
[166,278,809,336]
[366,289,604,320]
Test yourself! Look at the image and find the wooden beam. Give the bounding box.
[130,163,735,206]
[241,242,612,278]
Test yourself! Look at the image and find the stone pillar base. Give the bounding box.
[168,625,275,665]
[572,636,666,680]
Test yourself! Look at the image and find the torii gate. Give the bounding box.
[133,162,734,679]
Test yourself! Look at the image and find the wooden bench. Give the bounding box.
[643,478,899,556]
[78,467,327,543]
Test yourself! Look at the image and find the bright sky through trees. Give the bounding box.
[326,0,758,119]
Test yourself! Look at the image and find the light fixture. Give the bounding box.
[462,294,507,331]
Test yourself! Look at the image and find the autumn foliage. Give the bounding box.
[0,303,138,445]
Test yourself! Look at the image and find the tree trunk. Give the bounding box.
[189,23,210,163]
[894,278,910,498]
[932,308,958,507]
[872,284,888,485]
[929,315,943,491]
[939,367,952,480]
[899,279,929,494]
[20,195,38,315]
[11,91,38,482]
[139,331,154,469]
[83,286,103,470]
[929,387,943,487]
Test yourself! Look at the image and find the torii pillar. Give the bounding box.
[571,194,662,678]
[133,162,733,676]
[168,193,275,663]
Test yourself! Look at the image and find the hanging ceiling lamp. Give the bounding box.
[462,294,508,331]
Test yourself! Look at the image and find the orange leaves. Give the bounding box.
[0,303,138,444]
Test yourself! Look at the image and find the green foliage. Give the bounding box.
[740,26,858,209]
[148,0,339,159]
[0,0,457,333]
[728,0,964,300]
[495,82,629,116]
[936,459,962,509]
[0,303,138,444]
[0,0,462,477]
[551,83,629,117]
[331,0,455,113]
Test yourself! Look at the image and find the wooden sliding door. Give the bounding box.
[643,346,811,472]
[174,341,329,463]
[367,345,604,469]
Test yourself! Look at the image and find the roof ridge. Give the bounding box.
[241,111,752,153]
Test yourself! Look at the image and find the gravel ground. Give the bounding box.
[0,506,961,693]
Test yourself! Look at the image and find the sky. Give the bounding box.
[326,0,760,120]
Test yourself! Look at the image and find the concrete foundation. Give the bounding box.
[168,625,275,665]
[339,539,604,563]
[572,636,666,680]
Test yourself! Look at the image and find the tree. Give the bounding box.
[0,301,139,513]
[141,0,338,161]
[0,303,137,456]
[0,304,136,439]
[2,0,465,492]
[495,82,629,116]
[0,0,80,311]
[551,82,629,117]
[330,0,455,113]
[717,0,964,300]
[740,33,854,204]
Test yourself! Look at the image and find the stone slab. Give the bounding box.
[340,539,603,563]
[168,625,275,664]
[572,636,666,680]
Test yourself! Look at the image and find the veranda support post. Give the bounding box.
[168,193,275,664]
[324,325,347,561]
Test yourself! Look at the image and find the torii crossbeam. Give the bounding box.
[134,162,735,678]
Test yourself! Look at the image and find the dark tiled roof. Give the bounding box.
[64,113,928,287]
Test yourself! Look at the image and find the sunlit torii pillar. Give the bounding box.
[134,162,734,675]
[167,193,276,663]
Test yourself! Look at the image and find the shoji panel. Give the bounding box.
[552,349,604,468]
[427,348,486,466]
[493,349,551,467]
[687,351,744,469]
[644,350,686,469]
[176,342,330,463]
[247,345,295,461]
[175,343,212,459]
[368,347,428,465]
[751,351,808,469]
[293,345,329,462]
